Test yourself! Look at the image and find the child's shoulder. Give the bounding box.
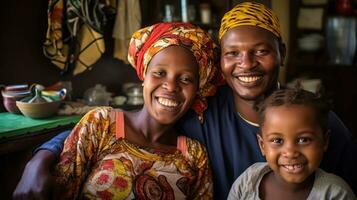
[237,162,270,182]
[232,162,270,188]
[228,162,269,200]
[311,168,356,199]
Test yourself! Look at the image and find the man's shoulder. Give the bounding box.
[208,84,231,101]
[204,84,233,113]
[326,111,354,144]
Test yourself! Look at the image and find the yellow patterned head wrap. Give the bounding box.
[219,2,281,41]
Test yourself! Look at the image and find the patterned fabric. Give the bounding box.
[219,2,281,41]
[43,0,107,75]
[112,0,141,63]
[55,107,213,199]
[127,22,224,121]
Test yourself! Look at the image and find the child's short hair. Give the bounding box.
[255,87,331,133]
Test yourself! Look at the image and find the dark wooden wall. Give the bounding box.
[0,0,140,109]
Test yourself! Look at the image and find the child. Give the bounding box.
[228,88,356,200]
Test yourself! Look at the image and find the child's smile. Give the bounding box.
[258,104,328,185]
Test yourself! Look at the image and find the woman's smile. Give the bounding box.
[155,96,181,111]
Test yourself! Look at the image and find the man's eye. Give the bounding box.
[225,51,239,56]
[255,49,269,56]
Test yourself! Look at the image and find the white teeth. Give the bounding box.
[284,164,303,170]
[238,76,261,83]
[157,97,179,107]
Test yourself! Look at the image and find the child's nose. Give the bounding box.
[282,143,300,158]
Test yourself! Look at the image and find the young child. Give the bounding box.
[228,88,356,200]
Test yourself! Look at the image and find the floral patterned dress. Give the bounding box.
[54,107,213,199]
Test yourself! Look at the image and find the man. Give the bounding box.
[13,2,357,199]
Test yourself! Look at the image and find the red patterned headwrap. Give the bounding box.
[128,22,224,121]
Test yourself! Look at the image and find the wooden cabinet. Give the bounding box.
[287,0,357,135]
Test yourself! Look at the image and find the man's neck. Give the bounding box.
[233,94,259,124]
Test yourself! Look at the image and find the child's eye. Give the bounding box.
[297,137,311,144]
[270,138,283,144]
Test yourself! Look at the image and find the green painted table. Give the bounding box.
[0,112,81,199]
[0,112,81,155]
[0,112,81,139]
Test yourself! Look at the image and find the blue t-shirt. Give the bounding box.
[39,85,357,199]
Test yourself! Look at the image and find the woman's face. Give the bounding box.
[220,26,285,102]
[143,46,199,125]
[257,105,328,185]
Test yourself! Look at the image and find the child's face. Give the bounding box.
[257,104,328,185]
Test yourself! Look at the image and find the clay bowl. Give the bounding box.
[16,101,61,119]
[2,90,31,114]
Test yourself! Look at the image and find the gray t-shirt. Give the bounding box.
[228,162,356,200]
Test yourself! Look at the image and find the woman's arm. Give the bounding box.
[54,107,115,199]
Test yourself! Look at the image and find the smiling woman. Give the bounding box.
[143,46,199,125]
[46,22,224,200]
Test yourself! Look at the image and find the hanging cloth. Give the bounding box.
[43,0,108,75]
[112,0,141,63]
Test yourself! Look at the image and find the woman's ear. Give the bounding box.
[257,133,265,156]
[323,129,331,152]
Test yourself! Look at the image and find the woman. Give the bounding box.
[53,22,223,199]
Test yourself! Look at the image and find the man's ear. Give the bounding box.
[257,133,265,156]
[323,129,331,152]
[279,42,286,67]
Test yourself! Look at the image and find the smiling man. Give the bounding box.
[179,2,357,198]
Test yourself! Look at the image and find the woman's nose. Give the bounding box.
[162,78,179,92]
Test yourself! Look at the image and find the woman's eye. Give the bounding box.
[153,71,164,77]
[180,76,193,84]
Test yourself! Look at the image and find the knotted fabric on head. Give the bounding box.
[128,22,224,122]
[219,2,281,41]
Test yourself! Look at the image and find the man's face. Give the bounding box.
[220,26,285,101]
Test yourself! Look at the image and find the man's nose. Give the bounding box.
[238,52,256,69]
